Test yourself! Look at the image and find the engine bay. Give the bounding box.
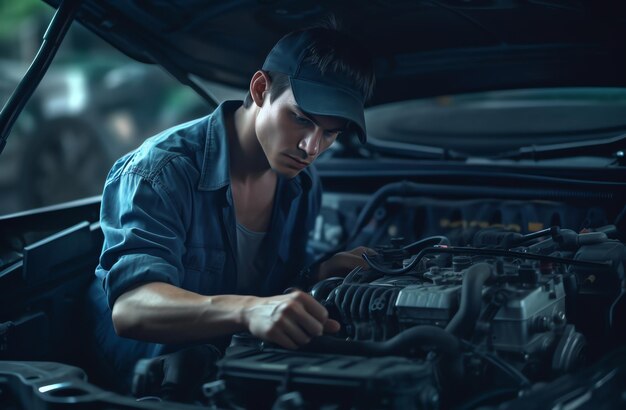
[212,221,625,409]
[1,178,625,410]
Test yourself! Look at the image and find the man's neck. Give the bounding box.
[227,104,277,232]
[227,105,273,183]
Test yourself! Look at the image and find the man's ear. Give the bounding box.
[250,71,270,108]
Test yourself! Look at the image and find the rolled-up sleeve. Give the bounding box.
[97,162,189,309]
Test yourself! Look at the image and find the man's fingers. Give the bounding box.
[339,251,371,269]
[270,331,299,350]
[288,304,324,337]
[292,291,329,325]
[350,246,377,257]
[273,319,340,348]
[323,319,341,334]
[255,292,340,348]
[286,292,342,337]
[341,247,378,268]
[282,316,314,345]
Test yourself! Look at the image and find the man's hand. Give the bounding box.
[243,291,340,349]
[317,246,376,280]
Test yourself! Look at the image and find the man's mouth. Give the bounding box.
[285,154,311,169]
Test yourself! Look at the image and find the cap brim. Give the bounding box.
[290,77,367,144]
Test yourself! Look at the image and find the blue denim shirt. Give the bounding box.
[87,101,321,385]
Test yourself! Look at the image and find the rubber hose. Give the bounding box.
[445,262,494,339]
[310,277,344,301]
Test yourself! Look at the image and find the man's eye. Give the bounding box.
[293,114,310,125]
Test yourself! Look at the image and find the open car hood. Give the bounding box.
[44,0,626,106]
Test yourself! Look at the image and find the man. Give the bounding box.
[86,22,376,392]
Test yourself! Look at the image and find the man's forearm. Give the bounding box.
[111,282,255,344]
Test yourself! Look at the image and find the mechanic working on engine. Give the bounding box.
[86,20,376,394]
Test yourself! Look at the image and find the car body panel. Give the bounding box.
[42,0,626,105]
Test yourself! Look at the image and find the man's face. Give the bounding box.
[255,86,347,178]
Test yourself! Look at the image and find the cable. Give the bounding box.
[518,226,560,244]
[402,235,450,253]
[362,245,611,275]
[609,287,625,329]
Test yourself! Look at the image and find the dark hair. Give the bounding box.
[243,17,375,109]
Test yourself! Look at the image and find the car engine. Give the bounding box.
[209,198,626,409]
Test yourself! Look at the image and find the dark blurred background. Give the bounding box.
[0,0,212,215]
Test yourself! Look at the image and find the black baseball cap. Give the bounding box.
[262,29,368,143]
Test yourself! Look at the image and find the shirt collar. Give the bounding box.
[198,100,240,191]
[198,100,314,192]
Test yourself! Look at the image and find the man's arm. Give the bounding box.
[112,282,340,349]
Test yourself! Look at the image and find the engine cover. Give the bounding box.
[216,345,438,410]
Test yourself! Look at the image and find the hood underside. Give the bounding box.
[44,0,626,105]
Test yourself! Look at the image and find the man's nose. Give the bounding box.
[298,130,322,158]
